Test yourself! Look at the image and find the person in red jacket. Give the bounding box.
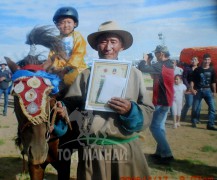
[138,45,174,164]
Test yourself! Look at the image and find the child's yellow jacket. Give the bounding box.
[49,31,87,85]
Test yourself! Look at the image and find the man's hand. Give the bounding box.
[143,53,151,65]
[107,97,131,115]
[191,89,197,95]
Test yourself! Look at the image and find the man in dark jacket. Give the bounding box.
[190,53,216,130]
[0,61,11,116]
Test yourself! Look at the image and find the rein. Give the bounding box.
[19,98,72,174]
[50,98,72,132]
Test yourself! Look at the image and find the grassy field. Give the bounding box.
[0,90,217,180]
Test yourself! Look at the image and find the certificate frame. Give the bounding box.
[85,59,132,112]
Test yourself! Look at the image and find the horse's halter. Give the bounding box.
[15,91,51,144]
[17,97,51,142]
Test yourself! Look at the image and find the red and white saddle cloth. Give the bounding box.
[11,76,53,125]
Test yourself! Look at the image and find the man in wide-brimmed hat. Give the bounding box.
[87,20,133,60]
[63,21,154,179]
[88,21,133,49]
[0,60,11,116]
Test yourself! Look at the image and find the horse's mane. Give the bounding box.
[26,25,64,53]
[16,25,65,67]
[13,26,66,146]
[17,55,43,68]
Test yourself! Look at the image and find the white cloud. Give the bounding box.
[0,0,216,60]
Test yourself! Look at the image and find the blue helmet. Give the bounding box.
[53,7,79,27]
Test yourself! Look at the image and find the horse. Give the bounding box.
[5,26,80,180]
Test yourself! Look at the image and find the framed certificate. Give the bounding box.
[85,59,132,112]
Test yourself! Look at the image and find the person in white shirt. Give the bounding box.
[172,74,187,128]
[169,59,184,117]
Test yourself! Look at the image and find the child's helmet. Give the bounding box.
[53,7,79,27]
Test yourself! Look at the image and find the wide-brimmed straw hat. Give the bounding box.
[87,21,133,50]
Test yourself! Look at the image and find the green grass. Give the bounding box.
[0,125,10,128]
[0,139,5,145]
[148,158,217,178]
[187,159,206,165]
[209,133,217,137]
[15,173,30,180]
[201,145,217,153]
[45,164,55,172]
[144,79,153,83]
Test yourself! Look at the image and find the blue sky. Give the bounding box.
[0,0,216,62]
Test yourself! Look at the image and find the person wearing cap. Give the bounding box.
[47,6,87,87]
[138,45,174,164]
[190,53,216,130]
[63,21,154,179]
[0,61,11,116]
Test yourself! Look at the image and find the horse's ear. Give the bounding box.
[4,56,19,73]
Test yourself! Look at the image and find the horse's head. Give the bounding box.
[5,25,64,165]
[14,94,50,165]
[5,56,60,165]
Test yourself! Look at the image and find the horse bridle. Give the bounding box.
[18,98,72,140]
[18,104,51,142]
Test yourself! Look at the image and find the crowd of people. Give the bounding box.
[0,5,216,180]
[141,49,216,131]
[137,46,217,169]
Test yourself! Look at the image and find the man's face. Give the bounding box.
[97,33,124,59]
[0,64,6,69]
[190,57,199,66]
[154,51,164,61]
[203,57,211,67]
